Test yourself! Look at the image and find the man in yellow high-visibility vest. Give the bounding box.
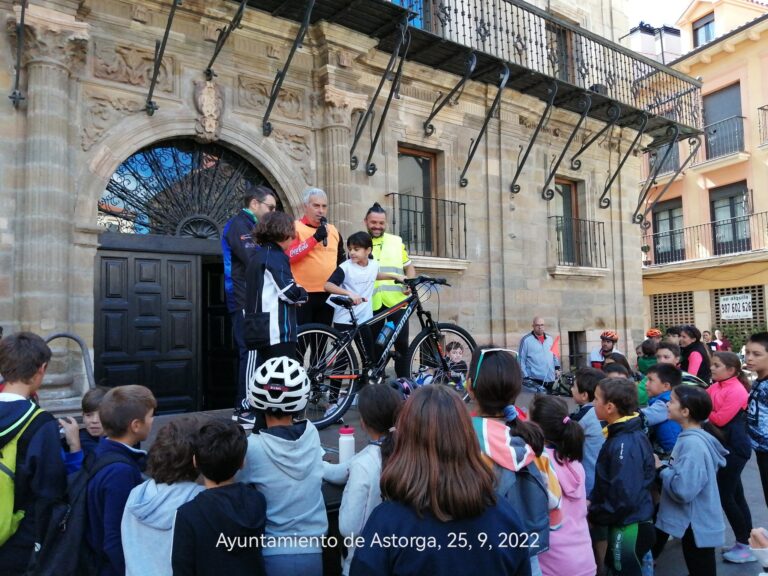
[365,202,416,378]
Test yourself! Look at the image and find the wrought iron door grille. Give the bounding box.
[386,192,467,259]
[99,139,273,238]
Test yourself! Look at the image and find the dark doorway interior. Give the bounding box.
[202,259,238,410]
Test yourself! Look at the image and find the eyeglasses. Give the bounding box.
[258,200,277,212]
[472,347,517,389]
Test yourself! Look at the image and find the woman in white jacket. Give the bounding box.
[338,383,403,575]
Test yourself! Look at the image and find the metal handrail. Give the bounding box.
[693,115,746,163]
[44,332,96,390]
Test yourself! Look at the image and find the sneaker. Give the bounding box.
[232,408,256,430]
[723,542,757,564]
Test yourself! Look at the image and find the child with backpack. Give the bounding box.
[641,364,683,456]
[85,385,156,576]
[0,332,67,575]
[569,367,606,497]
[60,386,109,474]
[239,356,344,576]
[466,346,562,576]
[589,377,656,576]
[707,350,756,564]
[121,416,204,576]
[654,385,727,576]
[338,383,402,575]
[172,419,267,576]
[530,395,596,576]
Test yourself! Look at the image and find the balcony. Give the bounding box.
[386,192,467,259]
[692,116,746,165]
[759,105,768,145]
[641,211,768,266]
[549,216,607,269]
[243,0,702,141]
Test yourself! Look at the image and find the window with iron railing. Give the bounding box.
[549,216,607,268]
[697,116,746,162]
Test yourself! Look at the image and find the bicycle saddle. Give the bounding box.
[329,295,354,308]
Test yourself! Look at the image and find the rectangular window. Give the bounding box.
[703,83,743,160]
[710,181,751,255]
[394,146,466,259]
[652,199,685,264]
[693,13,715,48]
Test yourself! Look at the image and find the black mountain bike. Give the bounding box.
[296,276,476,429]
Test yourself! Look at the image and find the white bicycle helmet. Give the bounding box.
[248,356,310,413]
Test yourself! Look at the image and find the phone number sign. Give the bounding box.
[719,293,753,320]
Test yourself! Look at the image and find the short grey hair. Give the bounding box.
[303,187,327,205]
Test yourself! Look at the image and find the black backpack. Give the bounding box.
[494,462,551,556]
[27,451,134,576]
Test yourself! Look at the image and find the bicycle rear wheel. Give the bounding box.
[406,323,476,401]
[296,323,359,430]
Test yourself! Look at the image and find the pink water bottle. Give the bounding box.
[339,426,356,463]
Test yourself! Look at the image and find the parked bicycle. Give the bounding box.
[296,275,476,429]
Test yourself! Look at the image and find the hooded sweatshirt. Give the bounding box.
[237,420,328,556]
[171,482,267,576]
[570,403,604,496]
[656,428,728,547]
[709,375,751,459]
[121,479,204,576]
[537,447,596,576]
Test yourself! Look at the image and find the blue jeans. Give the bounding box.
[263,553,323,576]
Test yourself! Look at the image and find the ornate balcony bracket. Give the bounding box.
[541,93,592,201]
[350,16,410,173]
[8,0,28,108]
[633,133,701,228]
[459,63,510,187]
[146,0,182,116]
[510,80,558,194]
[423,52,477,136]
[599,112,648,209]
[204,0,247,81]
[570,102,621,170]
[263,0,316,136]
[632,123,680,222]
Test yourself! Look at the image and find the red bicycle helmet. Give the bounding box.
[646,328,662,338]
[600,330,619,342]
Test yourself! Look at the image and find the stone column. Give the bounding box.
[8,6,89,402]
[319,85,367,238]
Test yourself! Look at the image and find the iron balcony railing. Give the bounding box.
[549,216,607,269]
[642,211,768,266]
[759,105,768,145]
[392,0,701,131]
[386,192,467,259]
[692,116,746,164]
[643,141,681,179]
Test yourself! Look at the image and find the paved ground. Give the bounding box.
[147,389,768,575]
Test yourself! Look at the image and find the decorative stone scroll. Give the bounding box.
[272,128,313,184]
[194,80,224,143]
[237,75,304,120]
[320,84,368,129]
[94,43,175,92]
[81,91,143,151]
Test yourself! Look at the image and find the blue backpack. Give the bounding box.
[494,462,551,556]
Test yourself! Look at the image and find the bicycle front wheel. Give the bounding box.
[406,323,476,398]
[296,323,359,430]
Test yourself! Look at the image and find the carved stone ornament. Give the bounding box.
[81,91,143,151]
[272,128,312,184]
[7,5,90,73]
[337,50,354,68]
[321,85,367,129]
[194,80,224,143]
[238,75,303,120]
[94,43,174,92]
[132,5,149,24]
[266,45,281,59]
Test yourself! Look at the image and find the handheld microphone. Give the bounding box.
[320,217,328,247]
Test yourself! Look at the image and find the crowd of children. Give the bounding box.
[5,321,768,575]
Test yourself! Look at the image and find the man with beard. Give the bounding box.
[365,203,416,378]
[589,330,624,369]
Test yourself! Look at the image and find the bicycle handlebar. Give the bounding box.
[396,275,450,288]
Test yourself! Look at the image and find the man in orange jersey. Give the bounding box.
[286,188,345,326]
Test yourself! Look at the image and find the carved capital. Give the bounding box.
[320,85,367,129]
[81,91,143,151]
[7,4,90,74]
[194,80,224,143]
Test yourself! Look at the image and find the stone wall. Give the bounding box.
[0,0,644,408]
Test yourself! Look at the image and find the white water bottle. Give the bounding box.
[339,426,356,463]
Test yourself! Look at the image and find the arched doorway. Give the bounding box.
[94,139,284,412]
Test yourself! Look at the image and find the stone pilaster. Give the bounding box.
[319,85,367,238]
[8,6,89,401]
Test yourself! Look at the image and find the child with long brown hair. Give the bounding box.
[708,351,755,563]
[350,385,530,576]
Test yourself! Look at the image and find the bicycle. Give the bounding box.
[296,275,476,429]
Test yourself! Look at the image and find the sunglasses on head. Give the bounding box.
[470,347,517,390]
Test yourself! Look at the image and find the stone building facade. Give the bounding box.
[0,0,694,412]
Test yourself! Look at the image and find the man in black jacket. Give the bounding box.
[222,185,277,428]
